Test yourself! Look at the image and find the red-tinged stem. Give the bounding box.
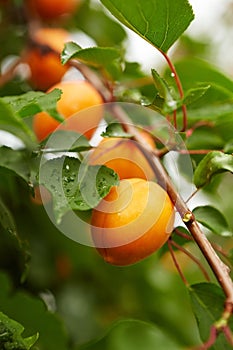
[168,238,188,285]
[190,326,217,350]
[170,239,210,281]
[223,326,233,346]
[179,149,220,155]
[174,228,193,241]
[173,109,177,129]
[161,51,188,131]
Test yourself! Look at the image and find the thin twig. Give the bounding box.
[170,239,211,281]
[174,228,193,241]
[190,326,217,350]
[167,238,189,285]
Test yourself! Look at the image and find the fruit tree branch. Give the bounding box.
[110,103,233,316]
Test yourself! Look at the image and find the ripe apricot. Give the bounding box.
[23,28,70,90]
[26,0,80,20]
[30,185,52,205]
[88,131,155,180]
[91,178,175,266]
[33,80,103,141]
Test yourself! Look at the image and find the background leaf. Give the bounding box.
[193,151,233,188]
[41,130,91,153]
[0,147,31,183]
[78,318,183,350]
[164,58,233,92]
[189,283,233,350]
[100,0,194,53]
[193,205,232,237]
[0,311,39,350]
[0,99,34,145]
[0,272,68,350]
[72,1,127,46]
[2,89,63,122]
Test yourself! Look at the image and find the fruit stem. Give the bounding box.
[170,239,211,281]
[168,238,189,286]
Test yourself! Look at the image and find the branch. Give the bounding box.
[109,104,233,316]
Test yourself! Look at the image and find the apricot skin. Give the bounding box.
[23,28,70,90]
[26,0,80,20]
[91,178,175,266]
[33,80,103,142]
[89,132,155,180]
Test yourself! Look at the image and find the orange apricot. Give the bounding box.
[30,185,52,205]
[33,80,103,141]
[26,0,80,20]
[88,131,155,180]
[91,178,175,266]
[23,27,70,90]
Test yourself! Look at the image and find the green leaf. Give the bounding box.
[101,122,133,138]
[0,99,34,145]
[78,319,183,350]
[0,272,69,350]
[41,130,91,153]
[164,58,233,93]
[101,0,194,53]
[151,69,177,113]
[62,42,122,79]
[224,140,233,154]
[189,283,233,349]
[183,85,211,106]
[2,89,63,122]
[193,151,233,188]
[0,311,39,350]
[73,1,127,47]
[0,197,30,284]
[193,205,232,237]
[0,197,17,236]
[0,146,31,183]
[186,128,224,151]
[39,156,119,223]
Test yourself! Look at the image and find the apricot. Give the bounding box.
[30,185,52,205]
[33,80,103,141]
[23,27,70,90]
[26,0,80,20]
[88,131,155,180]
[91,178,175,266]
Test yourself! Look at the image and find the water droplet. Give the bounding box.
[167,100,177,109]
[171,72,175,77]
